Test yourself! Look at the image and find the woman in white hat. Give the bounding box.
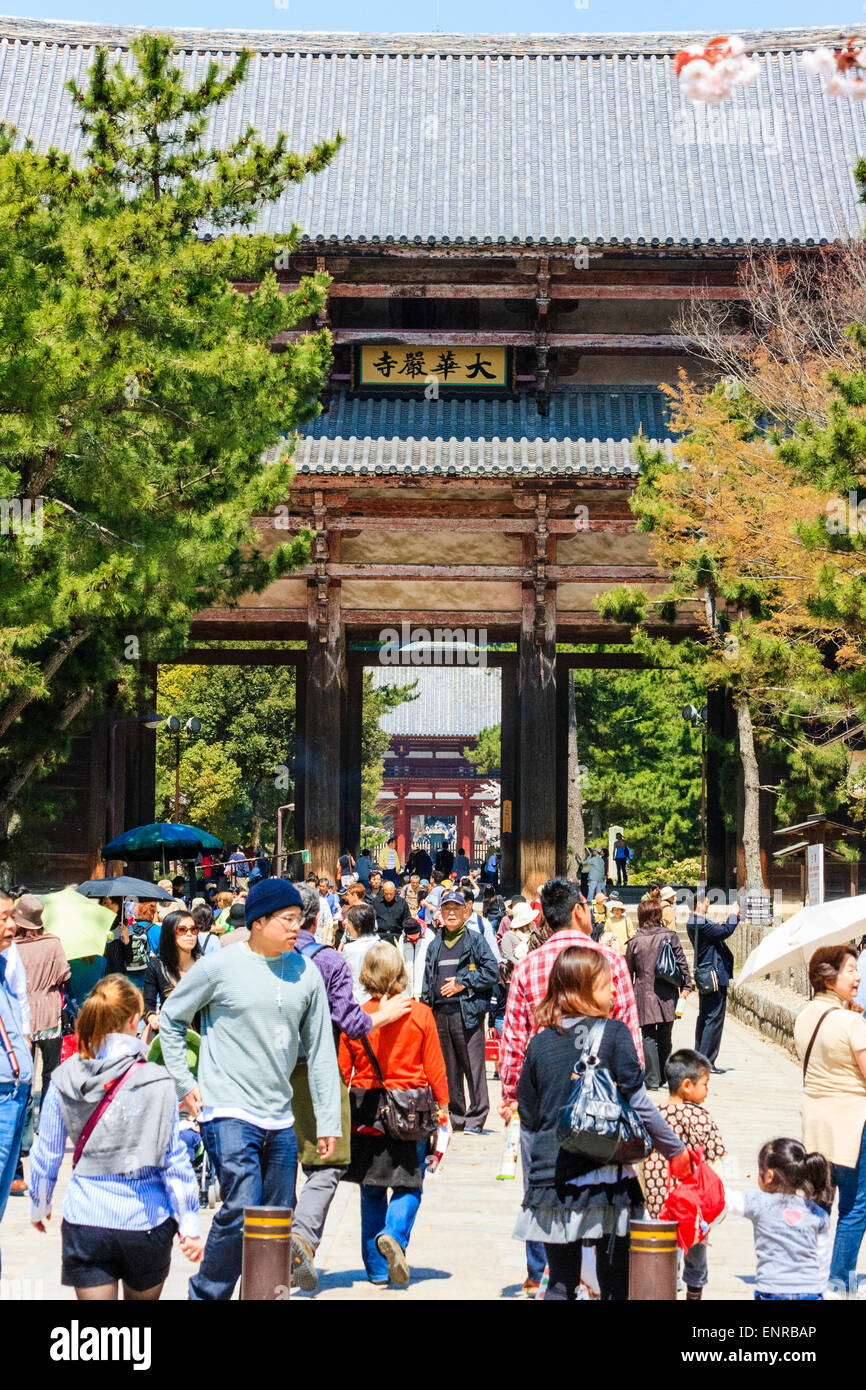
[502,902,540,961]
[599,898,633,955]
[495,903,541,1034]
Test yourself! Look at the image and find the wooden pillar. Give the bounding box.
[458,791,473,861]
[518,590,557,897]
[394,796,410,865]
[303,585,345,879]
[499,656,518,892]
[519,500,557,896]
[341,655,364,856]
[554,656,570,876]
[293,654,307,854]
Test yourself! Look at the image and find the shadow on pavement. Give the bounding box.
[314,1265,452,1292]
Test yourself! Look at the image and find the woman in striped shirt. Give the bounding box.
[28,974,202,1300]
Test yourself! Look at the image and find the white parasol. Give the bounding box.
[736,894,866,987]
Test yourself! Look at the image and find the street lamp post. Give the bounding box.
[682,704,708,892]
[276,802,295,878]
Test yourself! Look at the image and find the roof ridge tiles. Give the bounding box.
[2,18,865,55]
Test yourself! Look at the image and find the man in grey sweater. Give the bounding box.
[160,878,341,1300]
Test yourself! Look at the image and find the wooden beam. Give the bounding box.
[255,515,638,534]
[327,515,537,532]
[325,563,526,580]
[239,280,741,300]
[262,561,655,580]
[547,518,636,534]
[274,329,700,350]
[556,652,655,669]
[548,565,663,581]
[341,609,524,626]
[288,475,636,496]
[173,649,303,665]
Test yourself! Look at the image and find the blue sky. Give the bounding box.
[9,0,866,34]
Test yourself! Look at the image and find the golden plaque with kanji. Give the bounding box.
[353,344,512,391]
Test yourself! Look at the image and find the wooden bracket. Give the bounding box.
[535,256,551,410]
[534,493,550,646]
[312,490,329,644]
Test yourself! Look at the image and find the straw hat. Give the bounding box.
[510,902,541,932]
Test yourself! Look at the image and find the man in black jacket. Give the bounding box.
[373,879,410,944]
[434,843,455,879]
[686,897,740,1071]
[421,890,498,1133]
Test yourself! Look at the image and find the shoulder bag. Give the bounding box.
[801,1008,834,1082]
[692,918,720,995]
[556,1018,652,1165]
[354,1032,438,1143]
[0,1011,20,1081]
[72,1060,146,1167]
[655,935,685,989]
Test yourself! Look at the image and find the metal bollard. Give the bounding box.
[628,1219,678,1300]
[240,1205,293,1301]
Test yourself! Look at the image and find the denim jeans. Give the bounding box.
[830,1121,866,1289]
[681,1240,708,1289]
[191,1118,298,1300]
[359,1142,425,1283]
[15,1035,63,1179]
[0,1082,31,1274]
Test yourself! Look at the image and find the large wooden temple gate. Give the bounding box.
[189,474,704,892]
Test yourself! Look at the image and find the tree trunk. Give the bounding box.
[736,695,765,902]
[566,668,587,878]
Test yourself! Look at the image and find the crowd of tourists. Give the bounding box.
[1,857,866,1302]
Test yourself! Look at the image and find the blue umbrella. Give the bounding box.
[102,822,223,863]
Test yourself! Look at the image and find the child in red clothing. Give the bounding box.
[338,942,449,1287]
[643,1048,726,1300]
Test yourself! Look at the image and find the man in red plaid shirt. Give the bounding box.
[497,877,643,1296]
[498,878,643,1117]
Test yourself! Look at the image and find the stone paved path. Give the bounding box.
[0,998,856,1301]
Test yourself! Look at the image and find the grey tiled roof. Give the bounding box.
[303,386,671,441]
[372,667,502,737]
[291,432,666,477]
[1,19,865,245]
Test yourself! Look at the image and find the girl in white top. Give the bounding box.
[727,1137,832,1300]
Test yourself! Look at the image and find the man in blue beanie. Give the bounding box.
[160,877,341,1300]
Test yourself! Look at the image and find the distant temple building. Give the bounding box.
[371,668,501,862]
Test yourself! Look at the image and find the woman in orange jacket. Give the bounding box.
[339,942,449,1286]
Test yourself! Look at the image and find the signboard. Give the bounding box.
[807,843,824,906]
[501,799,512,834]
[352,344,513,393]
